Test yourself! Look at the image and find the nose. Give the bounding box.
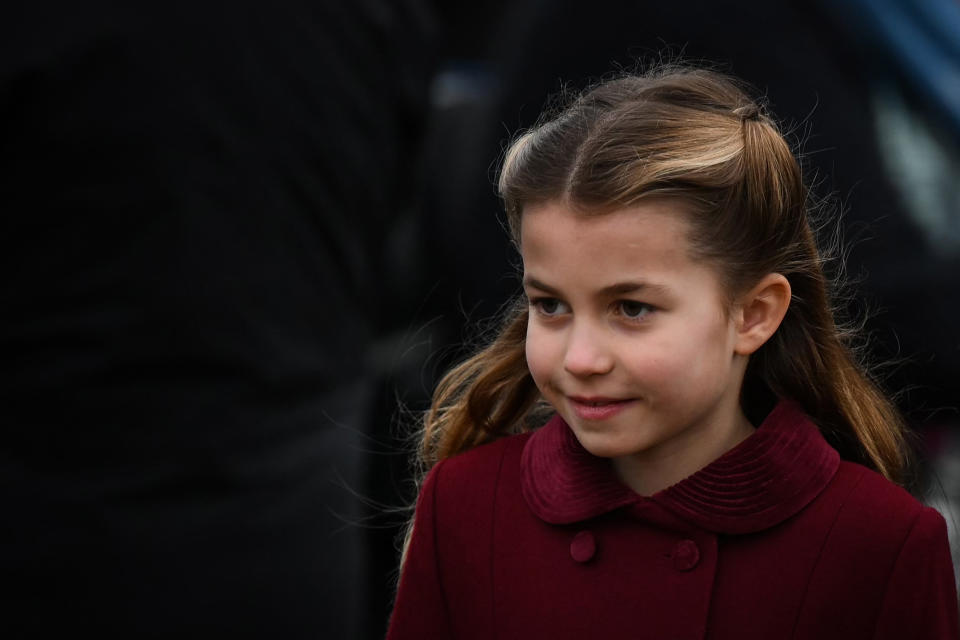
[563,321,614,377]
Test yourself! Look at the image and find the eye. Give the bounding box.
[617,300,654,321]
[530,297,570,317]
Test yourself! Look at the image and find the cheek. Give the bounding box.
[524,323,556,390]
[626,355,684,399]
[667,315,736,381]
[623,325,721,387]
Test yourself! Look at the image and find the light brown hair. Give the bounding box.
[418,64,910,485]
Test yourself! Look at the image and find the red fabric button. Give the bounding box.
[672,539,700,571]
[570,531,596,563]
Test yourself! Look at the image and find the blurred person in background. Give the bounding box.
[1,1,435,637]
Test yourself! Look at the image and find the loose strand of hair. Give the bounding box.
[419,302,539,470]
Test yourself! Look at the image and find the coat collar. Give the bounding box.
[520,401,840,534]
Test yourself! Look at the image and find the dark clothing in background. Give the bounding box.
[1,2,433,637]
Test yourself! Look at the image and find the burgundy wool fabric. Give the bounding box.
[388,402,959,639]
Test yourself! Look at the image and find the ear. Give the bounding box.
[733,273,791,356]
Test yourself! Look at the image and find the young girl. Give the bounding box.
[387,65,959,639]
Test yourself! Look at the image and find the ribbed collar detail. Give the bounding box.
[520,401,840,534]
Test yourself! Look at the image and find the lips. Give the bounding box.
[567,396,635,421]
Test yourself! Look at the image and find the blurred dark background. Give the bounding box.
[2,0,958,638]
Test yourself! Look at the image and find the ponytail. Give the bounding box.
[738,115,910,485]
[749,270,911,484]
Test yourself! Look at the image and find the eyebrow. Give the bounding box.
[523,276,670,297]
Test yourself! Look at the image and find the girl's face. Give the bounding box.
[521,199,753,488]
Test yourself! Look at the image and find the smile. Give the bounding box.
[567,396,635,421]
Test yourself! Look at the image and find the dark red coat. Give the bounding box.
[388,402,959,639]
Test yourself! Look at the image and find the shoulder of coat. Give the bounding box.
[443,433,532,482]
[836,460,924,514]
[431,433,530,528]
[828,461,926,545]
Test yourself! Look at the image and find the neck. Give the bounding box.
[611,407,756,497]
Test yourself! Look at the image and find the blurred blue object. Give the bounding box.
[823,0,960,137]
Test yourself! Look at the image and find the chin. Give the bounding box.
[570,428,639,460]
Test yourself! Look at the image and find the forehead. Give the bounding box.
[520,200,698,280]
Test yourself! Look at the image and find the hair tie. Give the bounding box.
[733,104,760,121]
